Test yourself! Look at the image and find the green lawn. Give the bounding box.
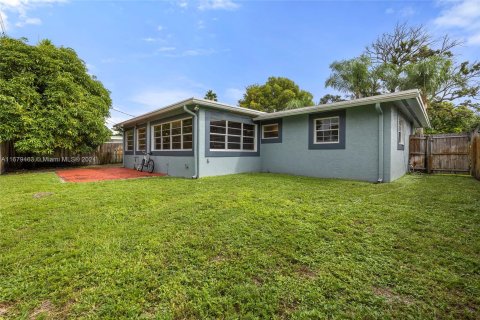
[0,172,479,319]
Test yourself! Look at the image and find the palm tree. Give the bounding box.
[325,55,380,99]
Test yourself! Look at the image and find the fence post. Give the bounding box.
[426,135,432,174]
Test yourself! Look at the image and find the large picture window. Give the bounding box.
[314,116,339,144]
[152,118,193,151]
[136,127,146,151]
[125,130,134,151]
[209,120,256,151]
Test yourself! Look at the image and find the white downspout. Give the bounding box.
[183,105,199,179]
[375,102,384,183]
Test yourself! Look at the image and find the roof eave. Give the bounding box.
[114,98,265,128]
[253,90,423,121]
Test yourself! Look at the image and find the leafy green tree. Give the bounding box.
[239,77,314,112]
[324,23,480,133]
[0,37,111,154]
[204,90,218,101]
[427,101,480,133]
[325,55,381,99]
[319,94,345,105]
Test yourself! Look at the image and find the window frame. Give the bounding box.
[136,127,146,152]
[262,123,279,140]
[125,130,134,152]
[308,110,346,150]
[397,116,405,150]
[313,116,340,145]
[151,117,193,152]
[209,120,257,152]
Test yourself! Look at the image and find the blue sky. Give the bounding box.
[1,0,480,126]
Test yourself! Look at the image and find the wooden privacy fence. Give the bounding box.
[472,132,480,180]
[409,133,471,174]
[1,141,123,172]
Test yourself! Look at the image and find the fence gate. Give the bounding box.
[409,133,471,174]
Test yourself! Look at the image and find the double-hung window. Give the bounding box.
[210,120,256,151]
[136,127,146,151]
[262,123,279,139]
[314,116,339,144]
[125,130,134,151]
[151,118,193,151]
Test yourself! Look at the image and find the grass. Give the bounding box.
[0,172,479,319]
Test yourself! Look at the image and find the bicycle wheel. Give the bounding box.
[139,159,146,172]
[147,159,155,173]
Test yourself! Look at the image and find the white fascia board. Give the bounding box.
[253,89,423,121]
[114,98,265,128]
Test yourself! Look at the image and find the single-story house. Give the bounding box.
[114,89,429,182]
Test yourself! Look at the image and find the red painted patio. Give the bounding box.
[56,167,165,182]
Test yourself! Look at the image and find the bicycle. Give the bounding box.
[137,151,155,173]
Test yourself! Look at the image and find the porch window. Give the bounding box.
[262,123,279,139]
[125,130,134,151]
[152,118,193,151]
[209,120,256,151]
[136,127,146,151]
[314,116,339,144]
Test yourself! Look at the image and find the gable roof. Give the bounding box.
[114,89,430,128]
[254,89,430,127]
[114,97,265,128]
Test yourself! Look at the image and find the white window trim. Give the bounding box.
[151,117,193,152]
[136,127,147,152]
[398,117,405,146]
[125,130,134,151]
[209,120,257,152]
[261,123,279,139]
[313,116,340,144]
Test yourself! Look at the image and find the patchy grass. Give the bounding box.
[0,172,479,319]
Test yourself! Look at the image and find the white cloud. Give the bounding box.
[224,88,243,105]
[434,0,480,46]
[198,0,239,11]
[400,6,416,17]
[157,25,163,31]
[177,0,188,9]
[131,89,201,108]
[15,16,40,26]
[157,46,176,52]
[0,0,64,30]
[163,48,216,57]
[197,19,205,29]
[384,6,416,17]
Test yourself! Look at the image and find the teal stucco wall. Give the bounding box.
[383,105,413,182]
[122,109,195,178]
[121,102,416,182]
[198,108,262,177]
[260,105,380,182]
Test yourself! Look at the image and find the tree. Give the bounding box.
[239,77,314,112]
[324,23,480,133]
[204,90,218,101]
[427,101,480,134]
[319,94,345,105]
[0,37,111,154]
[325,55,382,99]
[364,23,480,103]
